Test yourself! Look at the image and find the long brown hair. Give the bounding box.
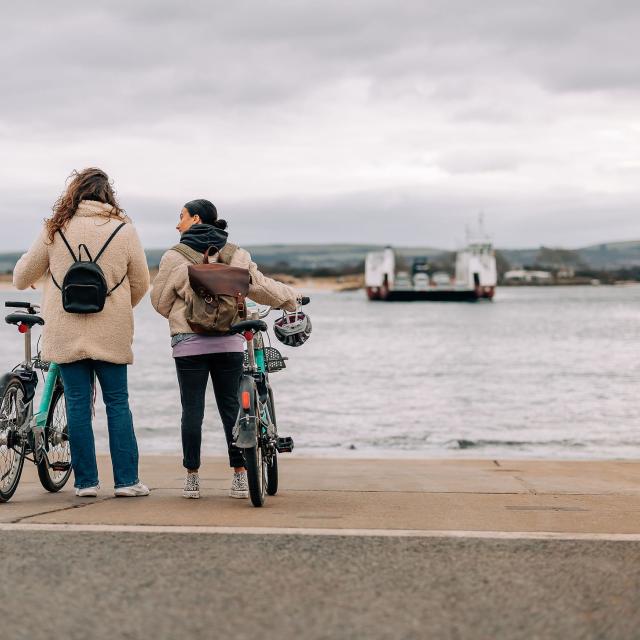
[45,168,126,242]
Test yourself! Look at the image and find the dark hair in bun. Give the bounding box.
[184,199,228,230]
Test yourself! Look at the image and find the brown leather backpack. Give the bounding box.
[171,243,250,335]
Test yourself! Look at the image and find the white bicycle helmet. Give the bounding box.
[273,310,312,347]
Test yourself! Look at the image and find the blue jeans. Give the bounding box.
[59,360,140,489]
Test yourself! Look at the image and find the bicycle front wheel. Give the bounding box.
[244,391,266,507]
[266,392,278,496]
[0,378,27,502]
[37,384,72,492]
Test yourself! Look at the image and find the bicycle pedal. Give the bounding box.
[50,461,71,471]
[276,436,294,453]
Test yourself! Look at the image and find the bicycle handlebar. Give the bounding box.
[255,296,310,319]
[5,301,40,313]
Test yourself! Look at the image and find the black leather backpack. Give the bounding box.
[52,223,127,314]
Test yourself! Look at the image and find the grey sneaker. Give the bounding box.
[230,471,249,499]
[183,473,200,499]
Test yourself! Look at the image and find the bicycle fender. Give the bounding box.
[17,369,38,403]
[0,373,24,399]
[234,377,258,449]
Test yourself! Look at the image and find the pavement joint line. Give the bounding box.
[1,522,640,541]
[65,488,640,496]
[10,496,117,525]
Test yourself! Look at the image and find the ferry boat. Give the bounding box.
[365,234,497,302]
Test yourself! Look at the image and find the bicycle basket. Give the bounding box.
[264,347,287,372]
[244,347,288,372]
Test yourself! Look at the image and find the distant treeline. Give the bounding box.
[259,260,365,278]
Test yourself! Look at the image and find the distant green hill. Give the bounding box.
[575,240,640,269]
[0,252,22,274]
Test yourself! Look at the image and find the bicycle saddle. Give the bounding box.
[229,319,267,334]
[5,312,45,327]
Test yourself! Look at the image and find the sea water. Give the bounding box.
[1,285,638,459]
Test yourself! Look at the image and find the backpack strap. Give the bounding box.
[94,222,126,263]
[171,243,202,265]
[57,229,78,262]
[51,273,62,291]
[107,273,128,296]
[218,243,238,265]
[203,242,238,264]
[51,229,78,291]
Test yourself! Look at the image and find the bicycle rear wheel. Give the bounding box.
[0,378,27,502]
[37,384,72,492]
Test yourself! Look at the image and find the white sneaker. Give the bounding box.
[183,473,200,499]
[114,482,150,497]
[75,485,99,497]
[230,471,249,499]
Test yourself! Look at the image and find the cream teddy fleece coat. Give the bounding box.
[150,244,298,336]
[13,201,150,365]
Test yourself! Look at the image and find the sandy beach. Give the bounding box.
[0,271,364,293]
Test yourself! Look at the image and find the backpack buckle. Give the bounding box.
[236,293,246,317]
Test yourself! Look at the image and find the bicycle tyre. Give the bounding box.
[245,392,266,507]
[246,444,266,507]
[37,384,72,492]
[266,393,278,496]
[266,452,278,496]
[0,378,27,502]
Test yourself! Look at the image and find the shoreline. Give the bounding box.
[0,272,364,293]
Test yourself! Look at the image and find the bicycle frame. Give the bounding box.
[32,363,62,462]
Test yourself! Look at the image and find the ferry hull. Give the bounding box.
[367,286,495,302]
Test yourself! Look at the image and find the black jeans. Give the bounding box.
[174,352,245,470]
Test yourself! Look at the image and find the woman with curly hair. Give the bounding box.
[13,168,150,498]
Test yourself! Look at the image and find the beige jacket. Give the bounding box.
[13,200,150,365]
[150,244,298,336]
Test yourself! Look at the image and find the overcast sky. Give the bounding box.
[1,0,639,251]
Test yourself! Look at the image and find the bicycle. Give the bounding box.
[231,297,309,507]
[0,301,72,502]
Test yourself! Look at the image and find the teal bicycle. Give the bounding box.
[0,301,71,502]
[231,298,309,507]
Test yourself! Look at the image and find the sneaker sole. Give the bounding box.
[114,492,150,497]
[229,490,249,499]
[75,493,98,498]
[182,490,200,499]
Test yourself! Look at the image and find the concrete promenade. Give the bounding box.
[2,455,640,534]
[2,456,640,640]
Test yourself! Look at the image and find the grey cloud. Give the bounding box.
[1,1,639,252]
[3,182,638,252]
[3,1,640,134]
[436,150,521,175]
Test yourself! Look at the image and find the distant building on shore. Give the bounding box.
[503,269,553,284]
